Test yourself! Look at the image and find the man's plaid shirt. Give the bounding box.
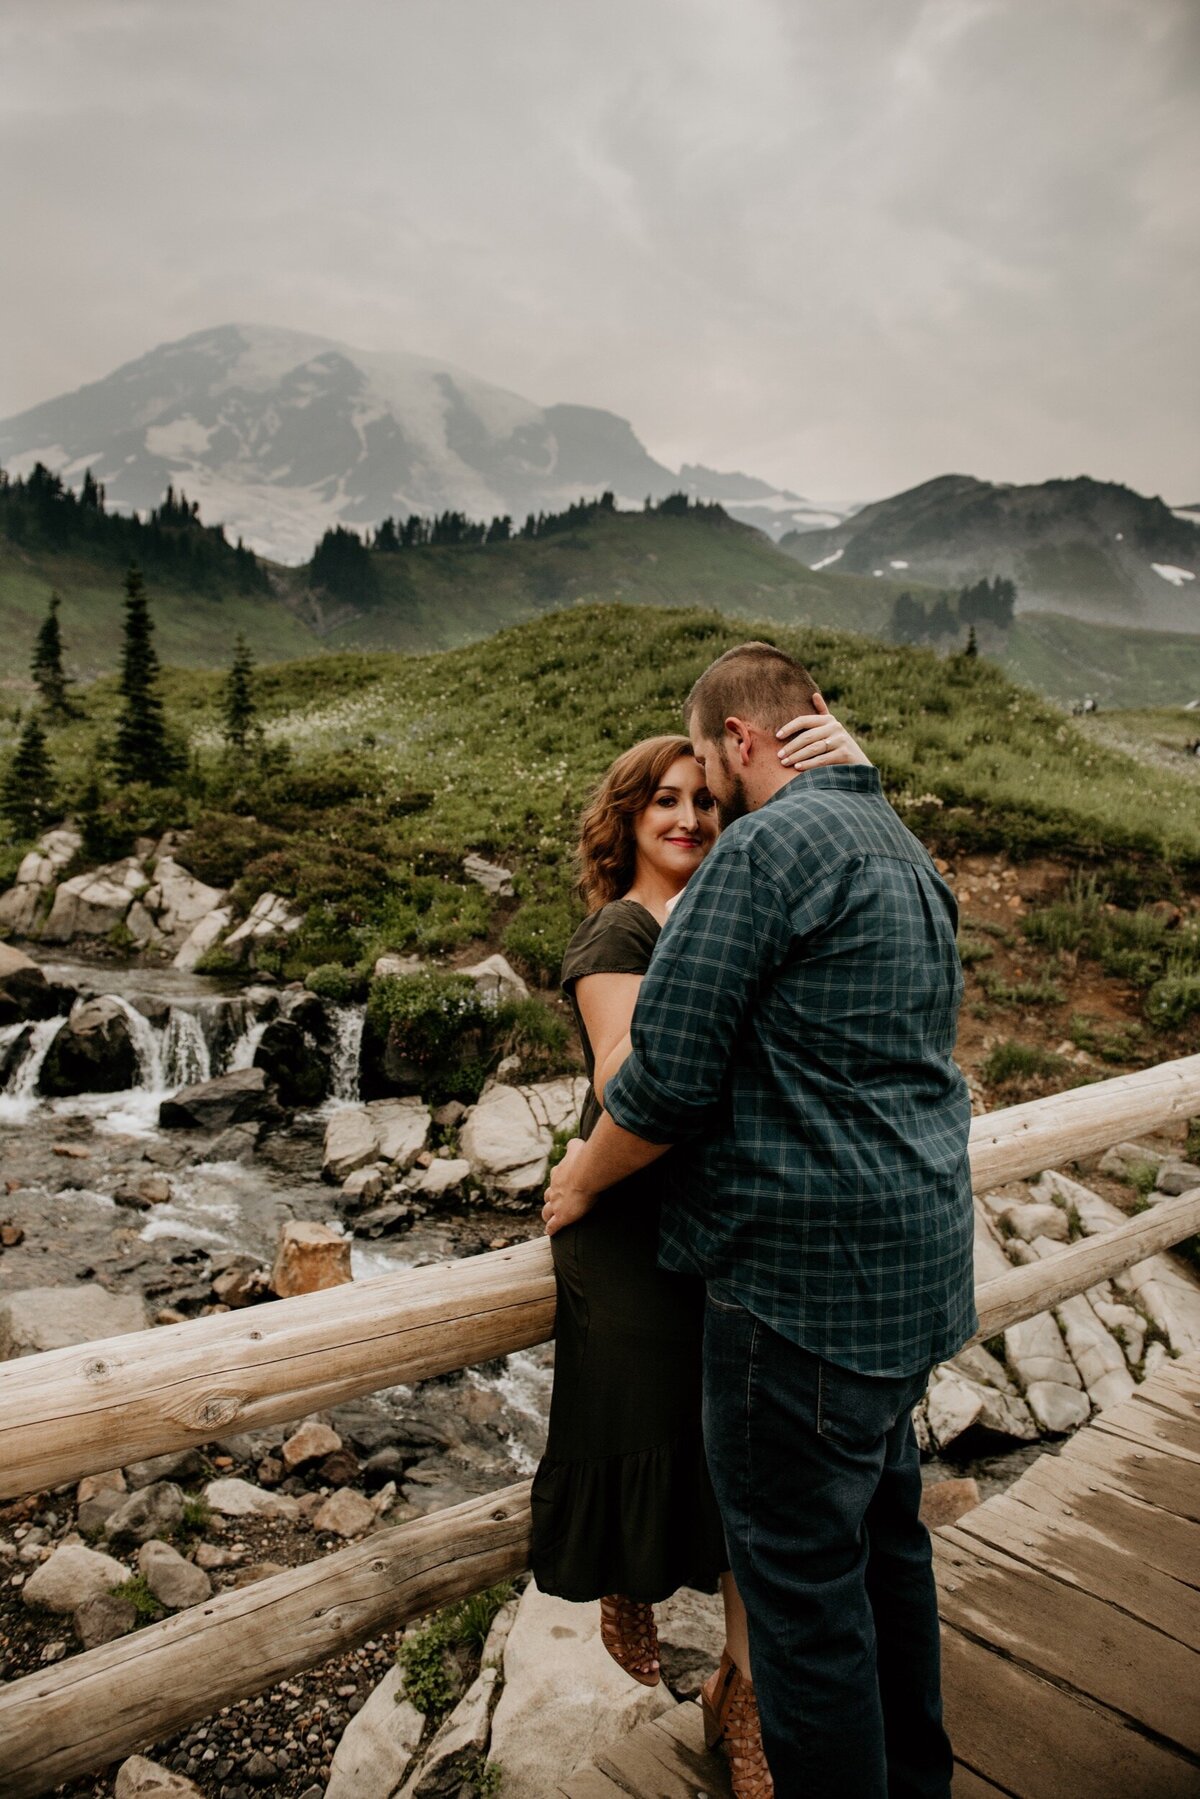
[604,767,976,1379]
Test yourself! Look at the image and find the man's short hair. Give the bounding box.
[685,641,819,744]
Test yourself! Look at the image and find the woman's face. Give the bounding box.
[632,754,718,885]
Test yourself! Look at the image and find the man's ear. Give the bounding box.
[724,716,754,766]
[810,692,830,716]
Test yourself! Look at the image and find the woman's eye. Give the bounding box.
[655,794,676,808]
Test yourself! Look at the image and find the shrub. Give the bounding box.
[956,934,993,968]
[184,811,289,888]
[503,896,584,986]
[305,962,366,1003]
[982,1040,1065,1087]
[368,972,490,1096]
[1068,1014,1144,1064]
[110,1574,165,1625]
[396,1583,516,1721]
[978,970,1064,1007]
[497,998,573,1080]
[1145,967,1200,1031]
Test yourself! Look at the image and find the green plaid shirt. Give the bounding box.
[604,767,976,1378]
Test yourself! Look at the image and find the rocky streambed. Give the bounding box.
[3,937,1200,1796]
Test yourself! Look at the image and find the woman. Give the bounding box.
[530,705,868,1798]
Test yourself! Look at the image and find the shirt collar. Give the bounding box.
[764,767,883,807]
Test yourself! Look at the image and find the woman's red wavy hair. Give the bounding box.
[576,734,696,913]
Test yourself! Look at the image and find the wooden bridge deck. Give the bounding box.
[560,1351,1200,1798]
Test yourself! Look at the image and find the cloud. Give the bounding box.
[1,0,1196,501]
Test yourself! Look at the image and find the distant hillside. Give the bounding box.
[780,473,1200,634]
[0,323,846,564]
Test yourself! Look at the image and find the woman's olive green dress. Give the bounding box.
[530,899,728,1602]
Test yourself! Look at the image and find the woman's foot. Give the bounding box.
[701,1650,774,1798]
[599,1594,660,1686]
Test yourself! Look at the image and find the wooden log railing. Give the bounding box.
[0,1056,1199,1795]
[3,1052,1198,1505]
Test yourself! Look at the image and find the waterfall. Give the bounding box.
[0,1017,64,1120]
[329,1004,365,1102]
[229,1017,270,1072]
[106,995,167,1092]
[162,1008,211,1088]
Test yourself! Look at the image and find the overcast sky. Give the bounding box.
[3,0,1198,502]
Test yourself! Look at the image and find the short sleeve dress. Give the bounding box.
[529,899,728,1602]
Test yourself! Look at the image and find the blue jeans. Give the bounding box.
[702,1290,953,1799]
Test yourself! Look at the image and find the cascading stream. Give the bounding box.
[328,1004,366,1102]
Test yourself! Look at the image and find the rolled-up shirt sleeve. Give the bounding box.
[604,840,790,1143]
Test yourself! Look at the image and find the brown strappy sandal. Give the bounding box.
[701,1650,774,1799]
[599,1593,661,1686]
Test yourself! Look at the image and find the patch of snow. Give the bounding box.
[873,569,884,577]
[890,559,909,569]
[1171,508,1200,523]
[145,418,216,459]
[1152,563,1195,587]
[811,548,844,571]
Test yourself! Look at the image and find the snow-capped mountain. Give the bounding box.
[0,325,848,564]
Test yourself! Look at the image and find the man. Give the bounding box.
[544,641,975,1798]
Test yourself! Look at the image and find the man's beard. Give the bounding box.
[715,766,750,830]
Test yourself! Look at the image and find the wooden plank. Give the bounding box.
[1011,1454,1200,1590]
[595,1724,728,1799]
[646,1704,733,1796]
[971,1190,1200,1345]
[1093,1406,1200,1465]
[1062,1424,1200,1522]
[0,1481,532,1799]
[951,1767,1012,1798]
[951,1488,1200,1645]
[941,1623,1198,1798]
[1144,1354,1200,1399]
[935,1533,1200,1753]
[1124,1373,1200,1425]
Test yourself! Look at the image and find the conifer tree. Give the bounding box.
[221,632,256,754]
[965,624,979,658]
[1,712,56,838]
[31,592,76,718]
[113,564,177,784]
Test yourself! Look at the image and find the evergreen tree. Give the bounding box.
[964,624,979,658]
[31,592,76,718]
[1,711,56,838]
[221,633,256,754]
[113,564,176,783]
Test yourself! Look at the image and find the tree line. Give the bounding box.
[890,576,1016,650]
[1,569,261,842]
[0,463,267,594]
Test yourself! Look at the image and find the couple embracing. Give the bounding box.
[530,640,976,1798]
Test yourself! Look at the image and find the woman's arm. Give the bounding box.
[776,696,872,769]
[573,971,640,1102]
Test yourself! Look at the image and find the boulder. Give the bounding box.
[0,943,61,1022]
[1029,1170,1124,1235]
[997,1201,1070,1243]
[103,1481,186,1548]
[1024,1380,1091,1434]
[367,1097,432,1168]
[22,1543,129,1615]
[137,1540,212,1609]
[461,853,515,897]
[461,953,529,1005]
[489,1583,674,1789]
[323,1108,382,1182]
[459,1075,588,1199]
[270,1220,352,1297]
[325,1665,424,1799]
[41,857,149,943]
[0,882,45,936]
[140,858,228,947]
[173,905,234,973]
[124,1447,210,1489]
[75,1589,139,1647]
[410,1158,471,1201]
[115,1755,205,1798]
[253,1016,330,1108]
[1115,1253,1200,1355]
[1098,1141,1167,1180]
[212,1264,270,1307]
[37,997,139,1096]
[159,1066,283,1131]
[39,824,83,870]
[0,1284,147,1359]
[222,891,302,964]
[1156,1159,1200,1197]
[373,953,424,979]
[113,1172,172,1210]
[203,1477,299,1520]
[653,1587,725,1700]
[342,1165,385,1203]
[1056,1294,1136,1411]
[281,1420,343,1470]
[311,1487,377,1537]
